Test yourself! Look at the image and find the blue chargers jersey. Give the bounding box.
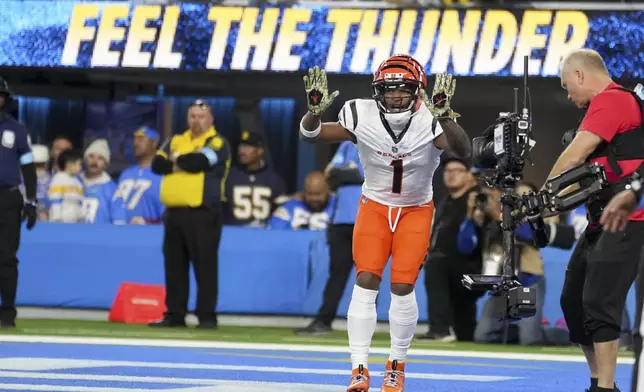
[113,165,164,224]
[326,141,364,225]
[567,205,588,240]
[82,173,118,224]
[268,196,336,230]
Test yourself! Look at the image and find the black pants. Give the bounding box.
[315,224,354,326]
[425,256,483,340]
[0,188,23,323]
[631,246,644,392]
[162,205,222,323]
[561,222,644,346]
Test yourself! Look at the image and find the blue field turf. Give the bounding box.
[0,341,634,391]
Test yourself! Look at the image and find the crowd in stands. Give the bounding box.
[28,128,337,232]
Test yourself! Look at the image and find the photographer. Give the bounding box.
[420,154,483,342]
[544,49,644,392]
[463,182,546,345]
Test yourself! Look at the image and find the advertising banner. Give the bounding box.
[0,1,642,77]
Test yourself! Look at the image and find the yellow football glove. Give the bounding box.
[422,72,460,120]
[303,66,340,116]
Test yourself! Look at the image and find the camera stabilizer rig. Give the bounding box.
[461,56,608,322]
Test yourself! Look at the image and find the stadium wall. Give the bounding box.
[16,223,637,325]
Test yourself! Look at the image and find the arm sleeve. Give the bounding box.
[47,176,64,221]
[457,219,479,255]
[177,136,231,173]
[151,154,173,175]
[337,101,359,142]
[16,126,36,200]
[267,205,292,229]
[514,222,533,242]
[20,163,37,200]
[110,183,127,225]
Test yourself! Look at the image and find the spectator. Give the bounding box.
[225,130,287,227]
[470,182,546,345]
[268,171,335,230]
[48,149,84,223]
[48,136,72,174]
[81,139,119,224]
[419,154,482,342]
[32,144,51,221]
[112,127,164,224]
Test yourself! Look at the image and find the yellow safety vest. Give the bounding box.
[159,127,218,208]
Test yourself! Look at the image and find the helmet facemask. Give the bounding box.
[373,80,420,114]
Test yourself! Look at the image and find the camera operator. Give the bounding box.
[420,153,483,342]
[466,182,546,345]
[543,48,644,392]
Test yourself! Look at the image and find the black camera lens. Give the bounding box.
[475,193,488,206]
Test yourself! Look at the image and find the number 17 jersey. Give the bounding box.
[338,99,444,207]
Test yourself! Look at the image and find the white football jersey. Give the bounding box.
[338,99,444,207]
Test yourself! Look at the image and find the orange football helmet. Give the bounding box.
[372,54,426,114]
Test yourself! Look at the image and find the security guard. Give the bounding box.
[0,77,37,328]
[150,100,231,329]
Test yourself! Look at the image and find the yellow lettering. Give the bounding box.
[473,10,518,75]
[206,7,243,70]
[409,10,440,71]
[325,9,363,72]
[153,5,182,68]
[271,8,312,71]
[542,11,589,76]
[122,5,161,68]
[62,5,99,66]
[92,5,129,67]
[431,10,481,75]
[231,7,280,71]
[392,10,418,56]
[512,10,552,75]
[351,10,399,73]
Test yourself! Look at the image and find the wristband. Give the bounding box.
[300,119,321,138]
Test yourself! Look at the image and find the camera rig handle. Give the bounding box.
[521,162,608,217]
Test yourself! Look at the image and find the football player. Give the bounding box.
[299,54,471,392]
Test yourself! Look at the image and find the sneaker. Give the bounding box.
[347,364,370,392]
[295,320,332,335]
[381,360,405,392]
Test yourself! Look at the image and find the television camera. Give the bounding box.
[461,56,608,323]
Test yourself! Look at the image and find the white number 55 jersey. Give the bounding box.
[338,99,444,207]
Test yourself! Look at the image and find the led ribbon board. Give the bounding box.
[0,1,642,77]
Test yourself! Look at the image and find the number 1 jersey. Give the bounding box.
[338,99,444,207]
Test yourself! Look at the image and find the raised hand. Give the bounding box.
[303,66,340,116]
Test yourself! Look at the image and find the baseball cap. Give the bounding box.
[441,151,471,169]
[239,130,264,147]
[134,127,160,143]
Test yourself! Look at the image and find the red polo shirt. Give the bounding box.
[579,82,644,221]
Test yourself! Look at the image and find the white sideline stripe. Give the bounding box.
[0,334,635,364]
[0,382,347,392]
[0,361,518,382]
